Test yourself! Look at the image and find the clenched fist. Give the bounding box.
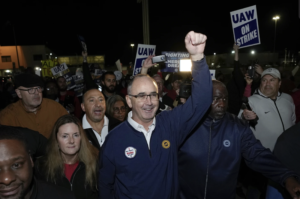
[185,31,207,61]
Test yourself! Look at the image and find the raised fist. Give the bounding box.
[185,31,207,61]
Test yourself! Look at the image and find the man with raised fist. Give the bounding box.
[99,31,212,199]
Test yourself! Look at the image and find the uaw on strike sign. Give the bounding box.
[230,5,260,48]
[133,44,156,76]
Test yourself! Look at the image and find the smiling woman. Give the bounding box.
[35,115,99,199]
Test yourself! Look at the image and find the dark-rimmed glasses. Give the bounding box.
[18,87,44,94]
[128,93,159,101]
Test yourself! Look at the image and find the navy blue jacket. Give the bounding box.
[178,113,297,199]
[99,59,212,199]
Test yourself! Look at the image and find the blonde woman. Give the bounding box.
[35,115,98,199]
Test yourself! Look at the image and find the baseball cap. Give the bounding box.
[14,73,44,88]
[261,68,281,79]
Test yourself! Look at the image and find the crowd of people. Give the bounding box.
[0,31,300,199]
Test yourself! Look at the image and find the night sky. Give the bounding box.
[0,0,299,65]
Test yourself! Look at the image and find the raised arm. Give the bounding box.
[233,43,239,61]
[82,51,98,89]
[161,31,212,145]
[140,55,155,74]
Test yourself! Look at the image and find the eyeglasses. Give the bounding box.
[128,93,159,101]
[113,106,127,113]
[18,87,44,94]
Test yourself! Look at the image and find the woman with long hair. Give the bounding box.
[35,114,98,199]
[106,95,128,122]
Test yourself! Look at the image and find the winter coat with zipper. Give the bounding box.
[35,161,98,199]
[178,112,297,199]
[238,89,295,151]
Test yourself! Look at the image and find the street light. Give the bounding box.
[214,53,216,55]
[231,51,235,54]
[130,44,135,62]
[272,16,280,53]
[251,50,255,54]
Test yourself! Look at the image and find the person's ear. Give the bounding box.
[15,89,22,99]
[279,79,282,87]
[126,95,132,108]
[81,103,86,112]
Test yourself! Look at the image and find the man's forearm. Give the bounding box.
[140,67,148,75]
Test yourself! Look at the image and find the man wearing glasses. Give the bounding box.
[0,73,68,138]
[99,31,212,199]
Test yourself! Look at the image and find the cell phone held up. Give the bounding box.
[152,55,166,64]
[247,65,256,79]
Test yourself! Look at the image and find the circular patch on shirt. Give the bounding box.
[125,147,137,158]
[223,140,231,147]
[162,140,170,149]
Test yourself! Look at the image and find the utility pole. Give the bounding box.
[137,0,150,44]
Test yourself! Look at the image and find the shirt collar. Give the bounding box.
[258,89,280,98]
[127,111,156,132]
[82,114,108,130]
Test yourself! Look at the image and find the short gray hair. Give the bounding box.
[127,74,151,94]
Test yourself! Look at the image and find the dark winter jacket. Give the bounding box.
[35,161,97,199]
[178,113,297,199]
[30,178,75,199]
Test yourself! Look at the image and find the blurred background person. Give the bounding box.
[44,80,59,101]
[106,95,128,122]
[57,76,82,120]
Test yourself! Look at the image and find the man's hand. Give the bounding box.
[233,43,239,61]
[244,73,253,85]
[233,43,239,52]
[242,109,257,120]
[180,98,187,104]
[185,31,206,61]
[140,55,155,74]
[285,177,300,199]
[255,64,263,75]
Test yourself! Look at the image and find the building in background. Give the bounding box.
[0,45,55,76]
[0,45,105,77]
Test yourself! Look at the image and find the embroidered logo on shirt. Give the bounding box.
[223,140,231,147]
[125,147,137,158]
[162,140,170,149]
[264,111,270,114]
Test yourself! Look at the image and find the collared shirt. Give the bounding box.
[127,111,156,149]
[82,114,109,146]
